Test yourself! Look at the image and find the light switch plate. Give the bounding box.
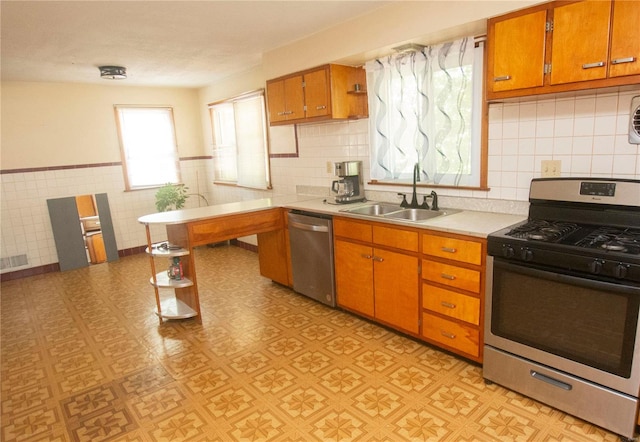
[541,160,561,177]
[326,161,333,174]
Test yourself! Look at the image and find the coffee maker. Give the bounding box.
[331,161,365,204]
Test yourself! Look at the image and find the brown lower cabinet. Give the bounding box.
[420,232,486,362]
[257,208,292,287]
[333,217,486,363]
[334,217,420,335]
[258,214,488,362]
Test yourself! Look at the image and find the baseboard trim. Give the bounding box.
[230,239,258,253]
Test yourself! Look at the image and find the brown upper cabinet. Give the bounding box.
[266,64,368,126]
[486,0,640,101]
[609,0,640,78]
[266,75,305,123]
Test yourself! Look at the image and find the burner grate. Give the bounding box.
[506,220,579,243]
[576,227,640,255]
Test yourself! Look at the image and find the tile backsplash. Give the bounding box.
[487,88,640,201]
[2,88,638,274]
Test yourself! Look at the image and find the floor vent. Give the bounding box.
[0,254,29,270]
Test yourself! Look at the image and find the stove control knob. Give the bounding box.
[614,264,629,279]
[502,245,515,258]
[589,260,603,275]
[520,248,533,262]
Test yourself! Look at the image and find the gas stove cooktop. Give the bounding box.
[488,178,640,283]
[504,220,640,256]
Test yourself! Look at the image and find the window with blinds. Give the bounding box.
[209,90,271,190]
[115,106,181,190]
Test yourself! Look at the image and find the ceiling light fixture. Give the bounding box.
[99,66,127,79]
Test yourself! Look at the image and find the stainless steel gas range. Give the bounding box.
[484,178,640,440]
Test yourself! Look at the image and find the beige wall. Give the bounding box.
[198,0,539,151]
[198,67,265,155]
[262,1,538,78]
[1,82,203,169]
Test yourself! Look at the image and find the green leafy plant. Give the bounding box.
[155,183,189,212]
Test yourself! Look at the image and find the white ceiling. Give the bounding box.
[1,1,390,88]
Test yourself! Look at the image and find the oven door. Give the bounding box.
[485,256,640,397]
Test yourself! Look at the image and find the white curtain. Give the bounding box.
[365,37,482,187]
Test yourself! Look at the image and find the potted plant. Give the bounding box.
[155,183,189,212]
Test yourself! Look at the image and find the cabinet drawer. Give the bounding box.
[373,225,418,252]
[334,217,372,242]
[422,284,480,325]
[422,233,482,265]
[422,260,480,293]
[189,208,282,246]
[422,312,479,357]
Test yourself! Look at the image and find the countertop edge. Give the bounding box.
[138,196,526,238]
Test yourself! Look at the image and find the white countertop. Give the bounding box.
[138,196,526,238]
[138,195,313,225]
[285,198,526,238]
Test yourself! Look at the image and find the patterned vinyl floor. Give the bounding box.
[1,244,623,441]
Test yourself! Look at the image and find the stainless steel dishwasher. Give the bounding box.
[287,210,336,307]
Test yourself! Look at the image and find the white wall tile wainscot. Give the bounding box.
[0,160,214,274]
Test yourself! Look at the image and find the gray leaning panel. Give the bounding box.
[46,197,89,271]
[95,193,119,262]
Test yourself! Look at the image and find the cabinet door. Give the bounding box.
[488,9,547,92]
[373,248,419,334]
[335,240,374,316]
[267,76,304,123]
[283,75,305,120]
[258,229,290,286]
[609,0,640,78]
[304,68,331,118]
[267,80,287,123]
[551,0,611,85]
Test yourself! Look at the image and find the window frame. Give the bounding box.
[208,89,272,190]
[114,105,182,191]
[365,38,488,191]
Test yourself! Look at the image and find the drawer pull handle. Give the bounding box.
[582,61,605,69]
[494,75,511,82]
[361,254,372,259]
[440,273,456,280]
[441,247,457,253]
[611,57,635,65]
[440,330,456,339]
[441,301,456,309]
[316,105,327,110]
[530,370,572,391]
[372,256,384,262]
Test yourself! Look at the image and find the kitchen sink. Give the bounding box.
[384,208,446,221]
[343,203,402,216]
[341,203,460,223]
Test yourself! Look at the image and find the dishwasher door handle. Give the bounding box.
[289,220,330,233]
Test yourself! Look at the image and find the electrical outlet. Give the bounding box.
[326,161,333,174]
[541,160,561,177]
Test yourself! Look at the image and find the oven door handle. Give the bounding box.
[530,370,573,391]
